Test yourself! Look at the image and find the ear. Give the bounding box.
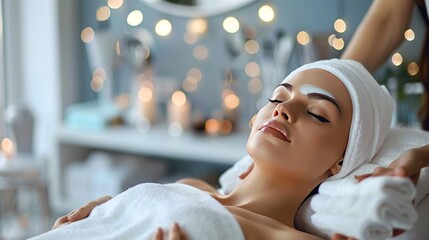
[329,159,343,175]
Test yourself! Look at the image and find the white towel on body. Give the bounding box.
[311,193,418,229]
[311,214,392,240]
[30,183,244,240]
[281,59,395,180]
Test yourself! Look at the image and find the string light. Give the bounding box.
[404,29,415,41]
[187,18,208,35]
[332,37,344,50]
[90,76,104,92]
[244,40,260,55]
[245,61,260,78]
[96,6,111,21]
[187,68,202,82]
[81,27,95,43]
[258,5,275,23]
[107,0,123,9]
[90,67,106,92]
[205,119,220,134]
[127,10,143,26]
[334,19,346,33]
[155,19,172,36]
[115,94,130,109]
[223,16,240,33]
[248,78,263,93]
[184,32,198,44]
[193,45,208,60]
[391,53,403,66]
[408,62,419,76]
[224,94,240,109]
[296,31,310,45]
[182,77,198,92]
[328,34,336,46]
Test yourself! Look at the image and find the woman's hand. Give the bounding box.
[52,195,112,229]
[355,146,429,184]
[335,146,429,239]
[152,223,187,240]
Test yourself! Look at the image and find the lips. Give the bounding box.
[259,120,291,142]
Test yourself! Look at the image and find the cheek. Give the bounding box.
[296,125,348,169]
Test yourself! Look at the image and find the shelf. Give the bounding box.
[55,125,249,165]
[50,125,250,212]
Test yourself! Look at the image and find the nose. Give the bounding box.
[273,102,295,123]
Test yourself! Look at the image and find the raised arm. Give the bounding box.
[341,0,414,72]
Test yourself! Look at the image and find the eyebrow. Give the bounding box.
[279,83,342,115]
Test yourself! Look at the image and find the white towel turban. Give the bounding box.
[282,59,395,180]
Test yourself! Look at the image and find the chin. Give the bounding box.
[247,131,283,162]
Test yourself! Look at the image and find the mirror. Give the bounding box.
[142,0,258,17]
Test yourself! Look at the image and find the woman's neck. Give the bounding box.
[224,164,326,228]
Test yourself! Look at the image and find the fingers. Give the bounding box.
[52,216,70,229]
[152,228,164,240]
[68,196,111,222]
[354,167,396,182]
[354,173,372,182]
[170,223,182,240]
[52,196,113,230]
[152,223,187,240]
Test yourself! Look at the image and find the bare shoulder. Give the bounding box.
[176,178,218,194]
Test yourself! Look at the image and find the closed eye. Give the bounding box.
[307,111,330,123]
[268,98,283,104]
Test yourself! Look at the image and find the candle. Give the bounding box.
[222,90,240,130]
[1,137,15,160]
[137,81,157,123]
[167,91,191,132]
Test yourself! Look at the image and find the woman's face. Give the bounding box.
[247,69,353,181]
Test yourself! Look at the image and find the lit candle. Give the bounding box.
[167,91,191,132]
[1,137,15,160]
[137,81,157,123]
[222,91,240,130]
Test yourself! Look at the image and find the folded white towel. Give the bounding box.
[30,183,244,240]
[371,127,429,206]
[318,176,416,201]
[311,194,418,229]
[282,59,395,180]
[311,214,392,240]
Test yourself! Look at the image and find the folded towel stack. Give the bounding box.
[310,177,418,240]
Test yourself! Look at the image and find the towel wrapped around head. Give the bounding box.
[281,59,395,180]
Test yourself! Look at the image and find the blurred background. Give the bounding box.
[0,0,425,238]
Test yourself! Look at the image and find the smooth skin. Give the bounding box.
[53,69,353,240]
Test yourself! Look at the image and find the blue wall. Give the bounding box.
[77,0,424,126]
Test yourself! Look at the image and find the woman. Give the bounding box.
[44,59,394,240]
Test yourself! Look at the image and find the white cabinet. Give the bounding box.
[49,125,249,212]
